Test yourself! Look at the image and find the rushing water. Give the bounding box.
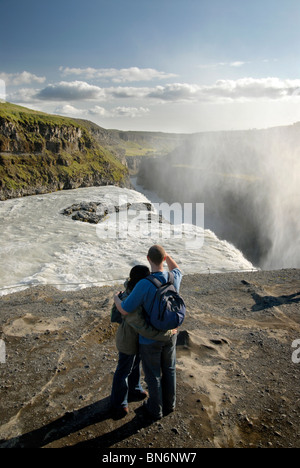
[0,184,255,296]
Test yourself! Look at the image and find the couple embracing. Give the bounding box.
[110,244,184,421]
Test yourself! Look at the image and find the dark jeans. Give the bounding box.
[140,335,177,419]
[110,352,144,409]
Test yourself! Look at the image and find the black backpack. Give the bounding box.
[145,272,186,331]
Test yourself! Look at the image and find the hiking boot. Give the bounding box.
[135,402,162,422]
[163,407,175,417]
[111,406,129,420]
[128,390,149,402]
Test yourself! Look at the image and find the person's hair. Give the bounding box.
[147,245,166,266]
[127,265,150,291]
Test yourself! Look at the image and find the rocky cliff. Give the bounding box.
[0,103,130,200]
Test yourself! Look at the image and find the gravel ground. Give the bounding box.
[0,269,300,448]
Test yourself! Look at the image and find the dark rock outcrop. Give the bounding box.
[61,201,154,224]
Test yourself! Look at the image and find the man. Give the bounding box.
[114,245,183,420]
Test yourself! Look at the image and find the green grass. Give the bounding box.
[109,129,187,158]
[121,142,158,157]
[0,103,129,195]
[0,102,80,127]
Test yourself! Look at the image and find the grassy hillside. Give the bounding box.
[111,130,187,157]
[0,102,81,126]
[75,119,188,159]
[0,103,129,199]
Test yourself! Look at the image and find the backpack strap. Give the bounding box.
[146,272,174,288]
[144,275,162,323]
[168,271,174,285]
[146,275,163,289]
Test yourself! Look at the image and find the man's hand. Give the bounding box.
[114,293,128,316]
[165,254,180,272]
[114,292,121,303]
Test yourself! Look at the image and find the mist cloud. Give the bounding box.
[138,128,300,269]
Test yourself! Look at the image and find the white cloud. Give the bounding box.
[35,81,153,102]
[148,83,201,101]
[52,103,149,120]
[198,61,249,69]
[147,78,300,103]
[7,87,40,103]
[59,66,177,83]
[8,75,300,112]
[209,77,300,101]
[230,61,247,68]
[36,81,106,101]
[53,104,107,119]
[107,86,152,99]
[88,105,107,116]
[110,106,150,118]
[54,104,84,116]
[0,71,46,85]
[87,105,150,119]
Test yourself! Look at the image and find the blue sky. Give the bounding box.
[1,0,300,132]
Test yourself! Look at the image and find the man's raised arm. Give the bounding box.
[165,254,180,272]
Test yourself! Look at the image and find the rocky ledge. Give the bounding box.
[61,201,154,224]
[0,269,300,449]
